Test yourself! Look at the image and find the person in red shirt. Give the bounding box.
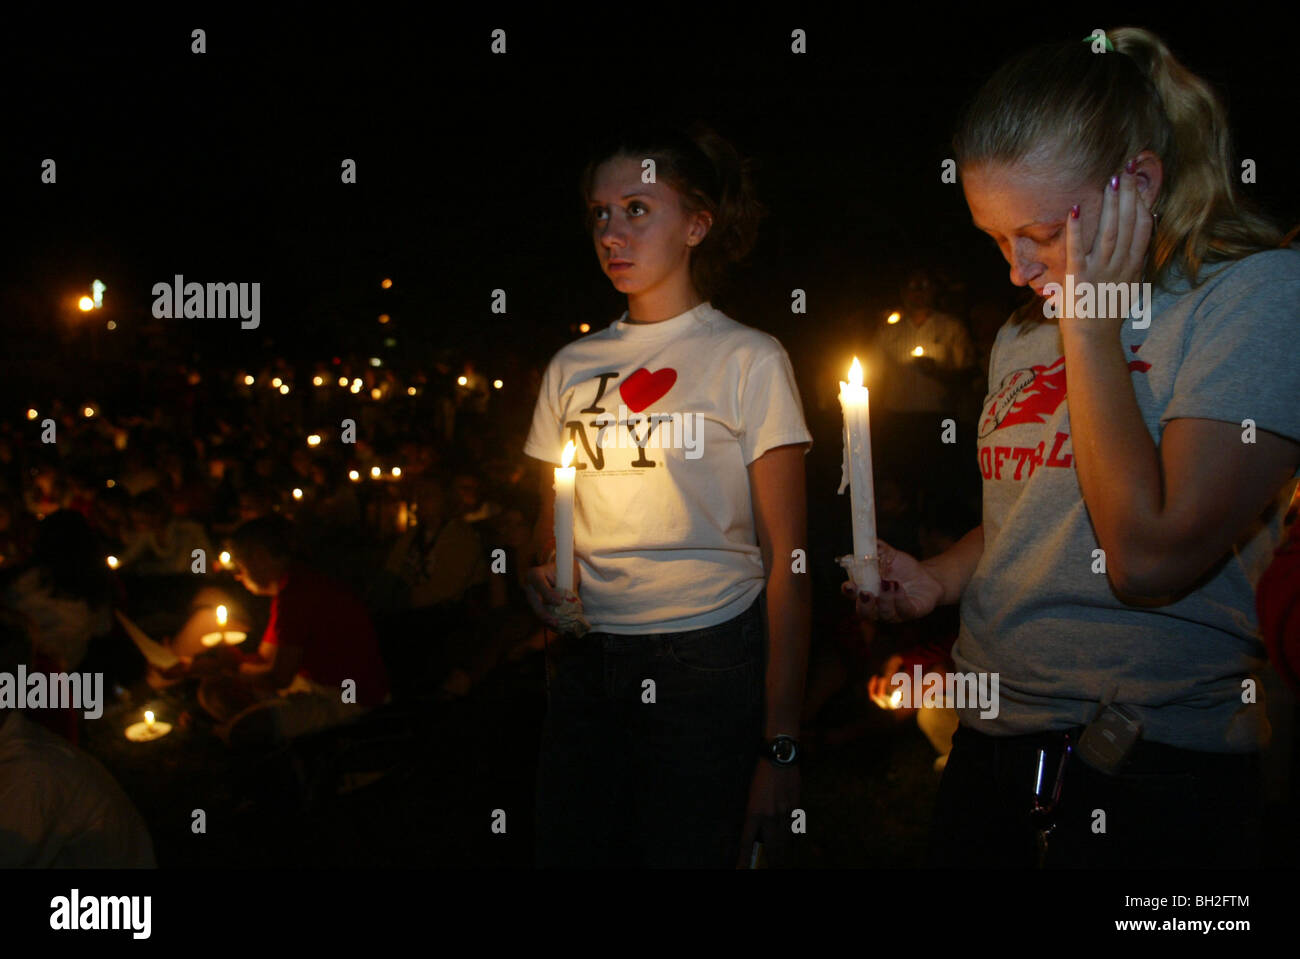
[193,514,390,746]
[1257,484,1300,693]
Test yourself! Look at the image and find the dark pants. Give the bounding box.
[535,593,766,868]
[928,724,1262,868]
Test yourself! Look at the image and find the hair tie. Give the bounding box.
[1081,31,1115,53]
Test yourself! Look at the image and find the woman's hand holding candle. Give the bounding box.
[525,555,582,630]
[841,540,943,623]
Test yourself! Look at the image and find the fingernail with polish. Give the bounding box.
[1125,158,1137,174]
[1070,204,1080,219]
[1109,175,1119,191]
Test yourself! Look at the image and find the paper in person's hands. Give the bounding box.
[115,609,181,670]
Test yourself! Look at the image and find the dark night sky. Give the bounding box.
[5,10,1298,396]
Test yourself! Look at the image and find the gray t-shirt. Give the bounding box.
[953,248,1300,752]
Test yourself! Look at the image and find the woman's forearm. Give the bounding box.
[763,567,811,739]
[920,524,984,606]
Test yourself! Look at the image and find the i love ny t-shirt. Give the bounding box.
[523,301,813,634]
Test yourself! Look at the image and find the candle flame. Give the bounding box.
[561,440,575,469]
[911,345,924,357]
[889,688,903,709]
[216,605,228,626]
[848,357,864,388]
[145,710,155,725]
[887,312,901,324]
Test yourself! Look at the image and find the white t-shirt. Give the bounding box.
[0,712,156,868]
[524,302,813,634]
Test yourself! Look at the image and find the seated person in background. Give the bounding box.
[380,476,488,613]
[438,496,545,699]
[194,514,390,747]
[451,471,500,526]
[2,509,113,672]
[0,612,156,867]
[119,488,215,576]
[0,490,38,571]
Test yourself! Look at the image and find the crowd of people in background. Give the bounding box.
[5,257,1290,868]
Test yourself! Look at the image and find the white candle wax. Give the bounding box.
[838,357,880,595]
[553,441,577,593]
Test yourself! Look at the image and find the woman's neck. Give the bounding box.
[626,283,704,324]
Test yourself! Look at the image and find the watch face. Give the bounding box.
[774,740,796,763]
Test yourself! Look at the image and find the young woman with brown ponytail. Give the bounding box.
[523,123,813,867]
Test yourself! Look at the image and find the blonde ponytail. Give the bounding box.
[1110,27,1283,286]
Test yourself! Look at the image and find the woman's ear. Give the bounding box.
[1132,149,1164,207]
[686,211,713,248]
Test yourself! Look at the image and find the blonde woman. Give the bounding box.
[851,28,1300,867]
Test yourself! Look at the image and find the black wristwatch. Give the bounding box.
[760,734,801,767]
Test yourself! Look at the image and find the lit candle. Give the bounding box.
[125,709,172,741]
[553,441,576,593]
[201,605,247,647]
[837,357,880,595]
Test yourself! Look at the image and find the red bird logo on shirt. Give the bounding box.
[979,357,1068,438]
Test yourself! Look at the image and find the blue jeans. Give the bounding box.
[535,592,766,868]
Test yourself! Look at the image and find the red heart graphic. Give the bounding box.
[619,367,677,413]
